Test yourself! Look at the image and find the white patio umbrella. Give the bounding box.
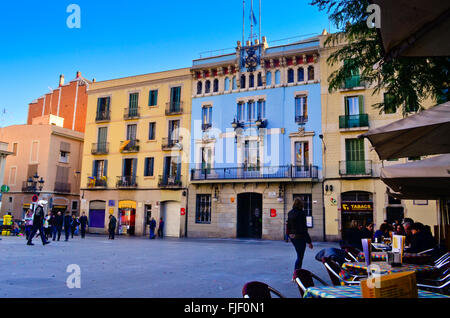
[371,0,450,59]
[360,102,450,160]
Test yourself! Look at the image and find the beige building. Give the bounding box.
[319,34,438,241]
[80,68,192,237]
[0,119,84,219]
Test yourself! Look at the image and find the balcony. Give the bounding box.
[191,165,319,181]
[295,115,308,125]
[161,137,183,151]
[116,176,138,188]
[120,140,140,153]
[158,175,182,188]
[123,107,140,120]
[87,176,107,188]
[22,181,37,193]
[339,114,369,129]
[342,75,364,89]
[95,110,111,122]
[54,182,71,193]
[339,160,372,177]
[165,101,183,115]
[91,142,109,155]
[202,123,212,131]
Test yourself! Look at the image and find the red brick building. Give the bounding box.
[27,72,91,133]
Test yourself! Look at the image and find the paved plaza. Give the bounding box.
[0,234,339,298]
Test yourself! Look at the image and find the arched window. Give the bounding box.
[224,77,230,91]
[308,66,315,81]
[249,74,255,88]
[213,79,219,92]
[266,71,272,86]
[232,76,237,90]
[288,69,294,83]
[205,80,211,94]
[197,81,203,95]
[297,68,304,82]
[275,70,281,85]
[257,73,263,87]
[240,74,246,89]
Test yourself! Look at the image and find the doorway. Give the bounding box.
[237,193,263,239]
[386,206,404,225]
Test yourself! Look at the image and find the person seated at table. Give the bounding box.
[402,218,414,246]
[361,223,374,240]
[394,224,405,236]
[343,220,363,250]
[407,222,437,253]
[373,223,390,242]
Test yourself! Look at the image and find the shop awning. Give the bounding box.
[381,154,450,200]
[360,102,450,160]
[371,0,450,59]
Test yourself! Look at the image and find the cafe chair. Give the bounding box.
[417,275,450,296]
[293,269,329,297]
[340,245,361,262]
[321,257,364,286]
[418,248,435,255]
[434,252,450,268]
[242,281,285,299]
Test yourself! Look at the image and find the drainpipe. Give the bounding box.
[184,187,189,238]
[319,134,327,242]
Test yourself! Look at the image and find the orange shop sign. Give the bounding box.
[341,202,373,212]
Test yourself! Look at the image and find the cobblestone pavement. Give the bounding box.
[0,235,339,298]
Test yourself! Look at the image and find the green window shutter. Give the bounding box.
[97,98,101,114]
[358,95,364,114]
[130,93,139,109]
[103,160,108,177]
[345,97,350,116]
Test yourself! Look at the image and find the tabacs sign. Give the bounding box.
[341,201,373,212]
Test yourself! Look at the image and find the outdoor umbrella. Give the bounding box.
[359,102,450,160]
[370,0,450,59]
[380,154,450,200]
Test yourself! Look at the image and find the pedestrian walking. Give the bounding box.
[149,217,156,239]
[24,209,34,240]
[27,201,51,246]
[79,212,89,238]
[43,214,51,239]
[157,217,164,238]
[71,215,79,238]
[108,214,117,240]
[53,211,63,241]
[63,212,72,241]
[286,198,313,271]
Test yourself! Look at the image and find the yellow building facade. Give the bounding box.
[80,68,192,237]
[319,35,438,241]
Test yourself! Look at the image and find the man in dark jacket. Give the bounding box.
[286,198,313,270]
[108,215,117,240]
[79,212,88,238]
[27,201,50,246]
[63,212,72,241]
[53,211,64,241]
[407,222,436,253]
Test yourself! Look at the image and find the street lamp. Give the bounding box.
[27,173,45,195]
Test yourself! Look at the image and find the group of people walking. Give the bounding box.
[25,201,89,246]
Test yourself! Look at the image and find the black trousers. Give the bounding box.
[158,228,164,238]
[290,238,307,270]
[109,228,115,239]
[64,226,71,241]
[28,225,48,245]
[80,226,86,238]
[53,226,62,241]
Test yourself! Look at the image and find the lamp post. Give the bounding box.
[27,173,45,195]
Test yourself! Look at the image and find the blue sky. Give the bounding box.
[0,0,332,127]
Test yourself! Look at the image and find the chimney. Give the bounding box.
[59,75,65,87]
[76,71,81,78]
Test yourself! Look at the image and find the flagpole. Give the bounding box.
[251,0,253,44]
[243,0,245,45]
[259,0,261,44]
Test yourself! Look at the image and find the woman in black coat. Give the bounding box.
[286,198,313,271]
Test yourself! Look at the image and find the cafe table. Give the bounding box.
[340,262,438,282]
[357,252,431,264]
[303,285,449,298]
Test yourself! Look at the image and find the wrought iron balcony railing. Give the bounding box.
[295,115,308,124]
[123,107,140,120]
[343,75,364,89]
[91,142,109,155]
[87,177,107,188]
[165,101,183,115]
[339,114,369,129]
[191,165,318,181]
[95,110,111,122]
[158,175,182,188]
[161,137,183,150]
[202,123,212,131]
[116,176,138,188]
[120,140,140,153]
[339,160,372,176]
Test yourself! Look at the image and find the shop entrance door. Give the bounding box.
[386,207,404,225]
[237,193,262,239]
